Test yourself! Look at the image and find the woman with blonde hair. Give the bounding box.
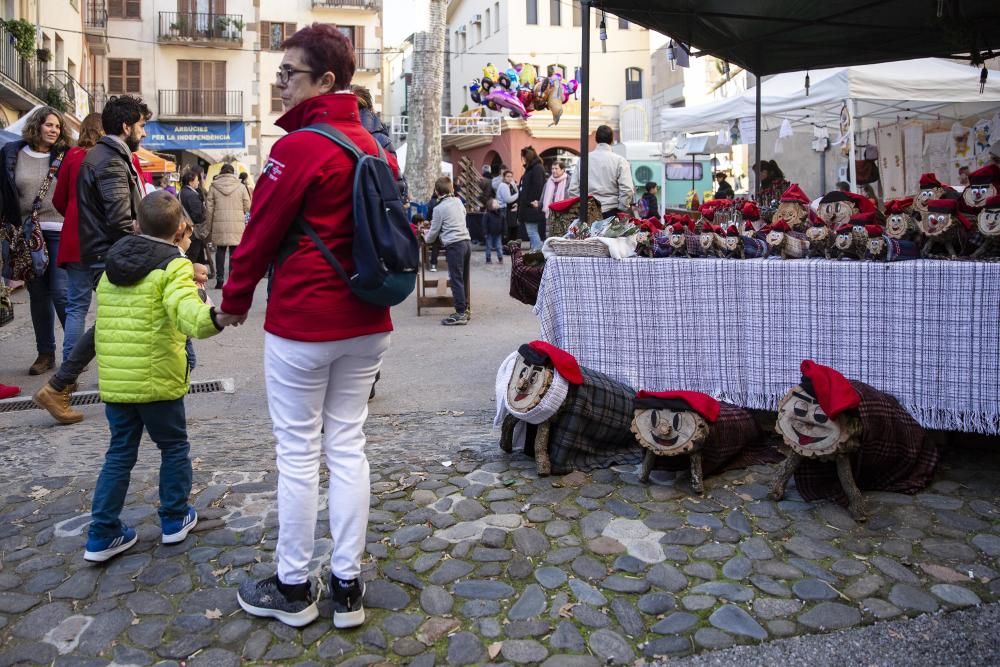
[0,106,72,374]
[52,112,104,363]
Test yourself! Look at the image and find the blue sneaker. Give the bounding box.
[161,507,198,544]
[84,525,138,562]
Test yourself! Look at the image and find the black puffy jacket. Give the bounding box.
[78,137,144,266]
[517,160,546,224]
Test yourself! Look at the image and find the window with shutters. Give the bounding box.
[108,59,141,94]
[108,0,140,19]
[177,60,227,115]
[177,0,226,14]
[270,84,283,113]
[259,21,296,51]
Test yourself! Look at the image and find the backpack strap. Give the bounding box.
[295,214,353,287]
[296,122,388,162]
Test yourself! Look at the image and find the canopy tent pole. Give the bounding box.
[579,0,591,206]
[754,72,761,200]
[847,97,858,192]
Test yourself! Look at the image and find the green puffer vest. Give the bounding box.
[96,235,221,403]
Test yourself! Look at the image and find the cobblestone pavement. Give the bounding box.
[1,411,999,666]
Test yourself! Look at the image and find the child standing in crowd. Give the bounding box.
[83,192,227,562]
[425,176,472,326]
[483,196,505,264]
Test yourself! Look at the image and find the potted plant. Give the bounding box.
[43,86,66,112]
[0,18,35,61]
[36,48,51,63]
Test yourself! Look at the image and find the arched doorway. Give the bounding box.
[540,147,580,175]
[483,150,503,177]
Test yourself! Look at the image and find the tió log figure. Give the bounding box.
[912,172,946,218]
[770,360,939,521]
[920,197,971,258]
[631,390,774,495]
[972,195,1000,258]
[961,164,999,211]
[772,184,811,231]
[884,198,919,242]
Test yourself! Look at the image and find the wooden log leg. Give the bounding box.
[835,453,867,521]
[689,452,705,495]
[769,452,801,501]
[534,420,552,476]
[639,450,656,483]
[500,415,517,453]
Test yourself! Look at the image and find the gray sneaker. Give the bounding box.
[441,311,469,326]
[237,574,318,627]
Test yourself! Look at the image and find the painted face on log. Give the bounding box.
[963,183,995,210]
[818,201,853,228]
[867,236,887,258]
[723,235,741,252]
[978,208,1000,236]
[669,230,687,250]
[773,202,807,228]
[914,187,942,213]
[698,232,716,251]
[776,386,846,457]
[834,229,854,251]
[765,229,785,248]
[920,211,954,237]
[885,212,914,240]
[805,225,829,243]
[507,356,553,412]
[631,408,707,455]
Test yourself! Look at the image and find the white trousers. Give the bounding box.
[264,331,390,584]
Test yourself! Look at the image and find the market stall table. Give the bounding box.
[534,256,1000,434]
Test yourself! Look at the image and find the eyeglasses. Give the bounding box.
[276,66,314,84]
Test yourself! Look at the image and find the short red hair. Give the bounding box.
[281,23,355,91]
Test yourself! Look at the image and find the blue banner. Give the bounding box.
[143,120,245,150]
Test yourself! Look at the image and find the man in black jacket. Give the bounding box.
[34,95,150,424]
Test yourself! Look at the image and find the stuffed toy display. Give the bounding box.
[495,341,641,475]
[971,195,1000,259]
[920,196,971,258]
[772,184,811,231]
[631,391,773,494]
[770,360,938,520]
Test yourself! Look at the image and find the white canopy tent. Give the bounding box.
[660,58,1000,134]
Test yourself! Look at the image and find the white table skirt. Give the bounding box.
[534,256,1000,434]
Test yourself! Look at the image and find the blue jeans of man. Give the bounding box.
[484,234,504,262]
[26,230,67,355]
[89,399,193,540]
[524,223,543,251]
[63,263,93,363]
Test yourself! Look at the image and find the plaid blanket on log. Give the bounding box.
[546,366,643,474]
[653,402,781,475]
[509,242,544,306]
[794,380,939,504]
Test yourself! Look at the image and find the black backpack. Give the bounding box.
[294,123,418,307]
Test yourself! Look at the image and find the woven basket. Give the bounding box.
[547,237,611,258]
[547,198,604,237]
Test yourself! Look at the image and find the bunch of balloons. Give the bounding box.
[469,61,579,126]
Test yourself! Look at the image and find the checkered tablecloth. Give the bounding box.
[534,257,1000,434]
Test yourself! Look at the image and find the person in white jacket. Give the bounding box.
[496,169,519,242]
[567,124,634,216]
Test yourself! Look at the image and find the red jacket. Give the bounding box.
[52,146,86,267]
[221,93,398,342]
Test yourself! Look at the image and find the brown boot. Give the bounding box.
[28,353,56,375]
[32,383,84,425]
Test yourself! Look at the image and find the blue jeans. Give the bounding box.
[26,230,67,355]
[485,234,504,261]
[63,264,92,362]
[525,223,542,251]
[89,399,193,540]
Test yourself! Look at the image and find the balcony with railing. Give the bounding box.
[312,0,382,10]
[84,1,109,55]
[355,49,381,72]
[86,83,107,113]
[158,12,245,45]
[158,89,243,119]
[0,23,45,109]
[41,70,95,117]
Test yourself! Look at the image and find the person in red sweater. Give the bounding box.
[225,23,399,631]
[52,112,104,364]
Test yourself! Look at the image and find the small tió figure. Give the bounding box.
[496,341,640,476]
[912,172,945,218]
[763,221,808,259]
[971,195,1000,259]
[666,222,691,257]
[698,223,721,257]
[829,213,872,260]
[866,223,920,262]
[770,360,939,521]
[816,191,858,229]
[920,197,971,258]
[720,225,744,259]
[632,391,772,494]
[772,184,811,231]
[884,198,920,242]
[961,164,999,211]
[805,218,832,258]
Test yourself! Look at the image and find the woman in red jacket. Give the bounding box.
[52,112,103,363]
[223,23,400,631]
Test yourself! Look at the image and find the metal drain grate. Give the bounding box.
[0,378,235,414]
